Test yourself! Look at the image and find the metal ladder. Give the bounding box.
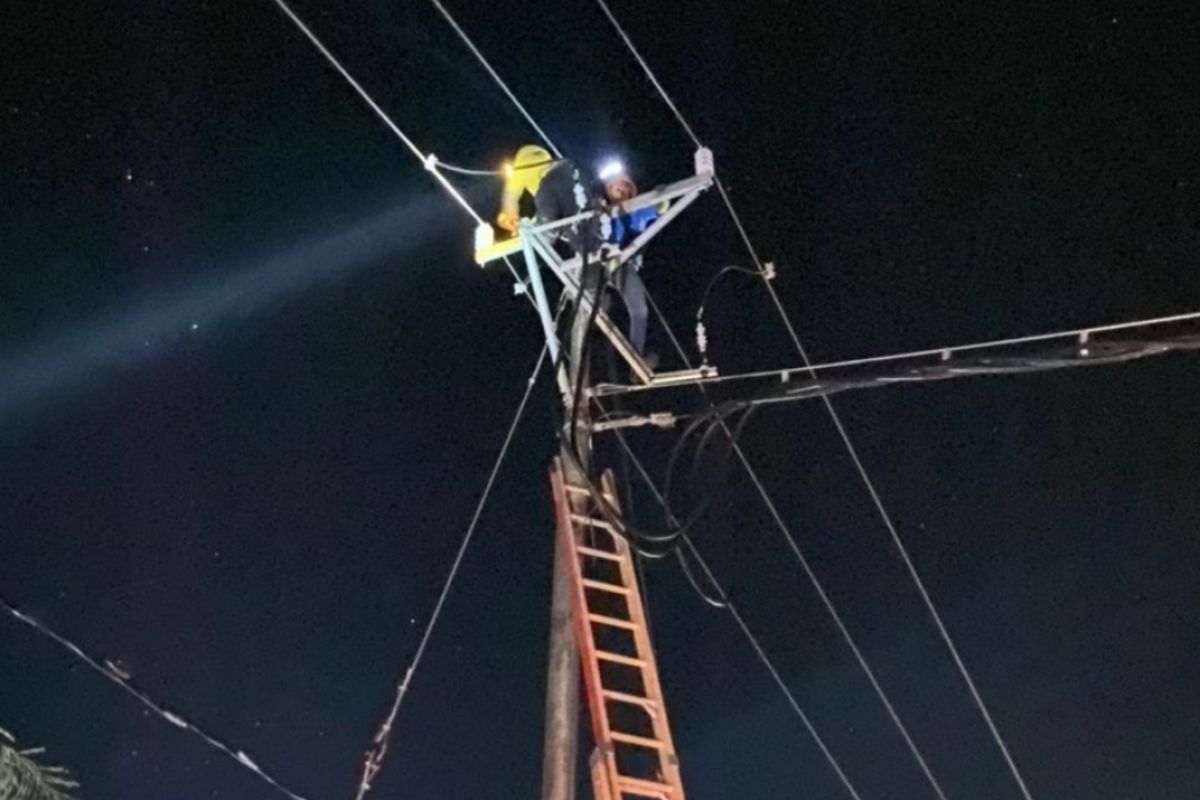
[549,459,686,800]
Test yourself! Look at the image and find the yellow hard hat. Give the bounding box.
[513,145,553,170]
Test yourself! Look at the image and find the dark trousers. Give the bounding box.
[616,263,648,355]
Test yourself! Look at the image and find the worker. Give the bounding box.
[497,146,654,362]
[497,146,640,251]
[495,144,558,235]
[602,193,654,359]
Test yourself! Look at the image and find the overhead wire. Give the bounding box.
[642,288,951,800]
[427,0,563,158]
[599,309,1200,397]
[591,4,1036,797]
[354,333,554,800]
[0,597,310,800]
[434,160,504,177]
[671,334,1200,452]
[595,408,866,800]
[268,0,536,292]
[270,0,478,220]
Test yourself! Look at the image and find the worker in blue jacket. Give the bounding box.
[497,146,658,362]
[605,204,658,361]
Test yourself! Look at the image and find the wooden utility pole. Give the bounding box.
[474,150,713,800]
[540,257,602,800]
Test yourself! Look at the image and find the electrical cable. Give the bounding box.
[592,0,704,150]
[0,597,311,800]
[696,264,761,321]
[436,158,563,177]
[643,273,953,800]
[270,0,478,221]
[599,420,866,800]
[675,334,1200,455]
[598,309,1200,398]
[353,336,554,800]
[268,0,535,293]
[434,161,504,177]
[593,6,1036,797]
[560,252,683,560]
[427,0,563,158]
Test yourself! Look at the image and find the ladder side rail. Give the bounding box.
[601,473,686,798]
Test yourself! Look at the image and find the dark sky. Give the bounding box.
[2,2,1199,799]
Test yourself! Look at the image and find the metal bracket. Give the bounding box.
[473,150,718,386]
[591,412,677,433]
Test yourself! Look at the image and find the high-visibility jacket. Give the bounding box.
[499,145,556,218]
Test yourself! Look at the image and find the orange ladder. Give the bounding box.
[549,458,686,800]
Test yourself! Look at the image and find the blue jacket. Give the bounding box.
[609,205,661,244]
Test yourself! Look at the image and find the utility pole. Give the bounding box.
[540,256,602,800]
[475,149,714,800]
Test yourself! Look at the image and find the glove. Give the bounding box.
[496,211,520,235]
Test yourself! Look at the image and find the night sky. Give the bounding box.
[3,2,1199,799]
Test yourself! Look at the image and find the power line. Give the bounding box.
[668,334,1200,431]
[642,289,951,800]
[354,337,552,800]
[601,309,1200,397]
[268,0,539,296]
[427,0,563,158]
[731,112,1042,800]
[270,0,478,221]
[0,597,310,800]
[592,6,1036,798]
[437,0,948,787]
[434,160,504,177]
[597,408,866,800]
[592,0,703,151]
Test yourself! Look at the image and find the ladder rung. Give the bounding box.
[596,651,647,668]
[576,544,622,561]
[602,689,658,710]
[588,613,639,631]
[616,775,674,797]
[571,513,617,533]
[582,578,631,595]
[609,731,666,750]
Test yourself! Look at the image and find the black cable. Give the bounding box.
[696,263,761,320]
[659,334,1200,504]
[558,219,678,559]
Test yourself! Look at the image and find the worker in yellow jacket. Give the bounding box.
[496,145,637,244]
[497,145,650,359]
